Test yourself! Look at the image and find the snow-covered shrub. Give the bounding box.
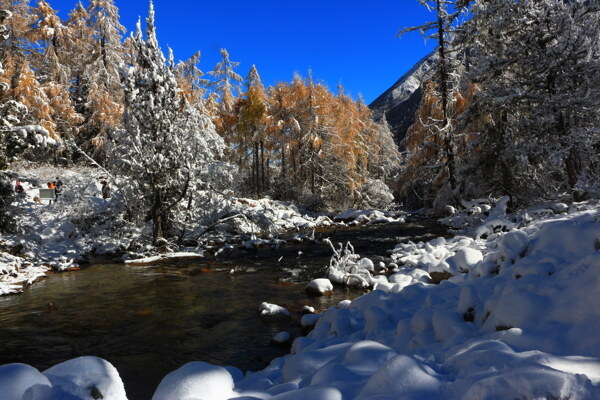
[357,179,394,209]
[325,239,375,288]
[108,6,225,245]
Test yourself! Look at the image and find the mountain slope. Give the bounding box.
[369,52,436,148]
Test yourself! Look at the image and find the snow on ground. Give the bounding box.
[2,199,600,399]
[0,165,133,294]
[0,356,127,400]
[1,165,401,295]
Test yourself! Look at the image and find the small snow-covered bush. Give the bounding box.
[358,179,395,209]
[325,239,375,288]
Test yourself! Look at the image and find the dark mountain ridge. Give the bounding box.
[369,52,436,148]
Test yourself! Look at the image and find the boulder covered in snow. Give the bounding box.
[271,331,292,347]
[0,363,52,400]
[306,278,334,295]
[152,361,236,400]
[258,302,290,318]
[447,247,483,273]
[43,356,127,400]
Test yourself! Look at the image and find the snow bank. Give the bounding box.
[259,302,290,318]
[333,209,405,225]
[0,252,49,295]
[3,168,600,400]
[153,203,597,400]
[152,362,236,400]
[0,357,126,400]
[1,166,134,294]
[306,278,333,295]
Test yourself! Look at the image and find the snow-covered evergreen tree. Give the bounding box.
[456,0,600,203]
[109,2,225,245]
[65,1,93,116]
[208,48,242,115]
[399,0,469,202]
[79,0,125,149]
[29,0,70,83]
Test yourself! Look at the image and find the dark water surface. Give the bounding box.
[0,217,446,400]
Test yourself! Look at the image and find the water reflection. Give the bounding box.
[0,217,445,400]
[0,262,360,400]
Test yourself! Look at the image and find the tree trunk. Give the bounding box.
[436,0,457,196]
[260,141,265,193]
[152,193,163,245]
[254,141,260,198]
[281,144,286,177]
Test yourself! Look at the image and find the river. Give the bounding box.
[0,217,445,400]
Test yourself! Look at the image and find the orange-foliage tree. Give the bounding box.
[229,73,399,210]
[235,65,270,196]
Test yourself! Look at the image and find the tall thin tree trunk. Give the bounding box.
[281,145,286,177]
[254,141,260,198]
[152,192,163,245]
[260,141,265,192]
[436,0,456,194]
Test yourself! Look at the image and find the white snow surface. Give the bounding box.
[3,170,600,399]
[0,356,127,400]
[306,278,333,294]
[259,302,291,318]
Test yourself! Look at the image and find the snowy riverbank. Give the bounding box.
[1,197,599,399]
[0,165,405,295]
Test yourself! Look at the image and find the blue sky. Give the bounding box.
[50,0,436,104]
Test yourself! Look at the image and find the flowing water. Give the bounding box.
[0,217,446,400]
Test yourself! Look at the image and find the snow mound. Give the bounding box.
[152,362,236,400]
[0,363,51,400]
[259,302,290,318]
[333,209,404,225]
[0,357,126,400]
[43,356,127,400]
[306,278,333,295]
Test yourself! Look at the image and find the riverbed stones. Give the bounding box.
[258,302,291,319]
[306,278,334,295]
[271,331,292,347]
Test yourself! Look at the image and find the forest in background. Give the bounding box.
[0,0,599,244]
[0,0,401,218]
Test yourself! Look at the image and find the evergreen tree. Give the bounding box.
[29,0,70,83]
[456,0,600,203]
[209,48,242,140]
[80,0,125,149]
[65,1,93,115]
[110,1,224,244]
[208,48,242,114]
[236,65,269,196]
[399,0,470,203]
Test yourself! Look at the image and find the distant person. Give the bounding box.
[14,181,24,196]
[101,181,111,199]
[46,182,55,204]
[54,176,63,200]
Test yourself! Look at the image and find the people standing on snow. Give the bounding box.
[14,181,24,196]
[47,182,55,204]
[54,177,63,201]
[101,181,111,199]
